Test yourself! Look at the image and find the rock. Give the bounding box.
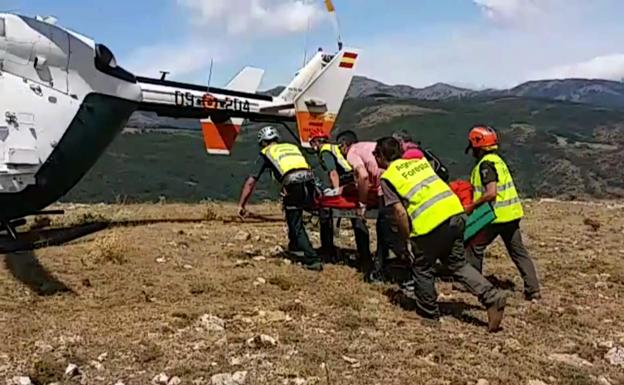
[527,381,548,385]
[596,376,612,385]
[341,355,358,365]
[211,371,247,385]
[89,360,104,371]
[34,340,54,353]
[232,372,247,384]
[114,381,126,385]
[246,334,278,348]
[548,353,593,368]
[10,377,32,385]
[153,373,170,385]
[504,338,522,352]
[252,256,266,262]
[183,264,193,270]
[476,380,489,385]
[595,281,609,289]
[168,376,182,385]
[255,310,292,323]
[235,259,252,268]
[97,352,108,362]
[229,356,243,366]
[197,314,225,332]
[269,245,285,255]
[234,231,251,242]
[65,363,80,377]
[243,244,256,255]
[598,341,614,349]
[253,277,267,286]
[604,346,624,367]
[156,257,167,264]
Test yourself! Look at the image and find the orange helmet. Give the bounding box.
[466,125,498,153]
[309,128,329,142]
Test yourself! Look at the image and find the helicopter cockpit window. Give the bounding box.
[0,18,6,37]
[94,43,135,83]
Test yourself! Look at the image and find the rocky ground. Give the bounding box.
[0,201,623,385]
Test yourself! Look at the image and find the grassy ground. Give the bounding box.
[0,201,623,385]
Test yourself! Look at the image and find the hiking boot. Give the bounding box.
[364,268,384,284]
[302,260,323,272]
[486,293,507,333]
[525,291,542,301]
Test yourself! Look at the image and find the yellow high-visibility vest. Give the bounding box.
[261,143,310,180]
[471,153,523,223]
[381,158,464,237]
[319,143,353,173]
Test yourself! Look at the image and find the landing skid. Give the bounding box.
[0,222,109,253]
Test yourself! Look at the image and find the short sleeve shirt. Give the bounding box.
[320,151,338,173]
[381,179,402,207]
[479,160,498,185]
[250,154,279,181]
[346,142,382,195]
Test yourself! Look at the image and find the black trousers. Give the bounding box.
[282,180,319,262]
[410,214,503,319]
[465,219,540,296]
[319,210,371,265]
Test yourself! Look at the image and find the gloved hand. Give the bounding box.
[323,186,343,197]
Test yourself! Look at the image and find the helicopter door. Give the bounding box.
[35,22,70,94]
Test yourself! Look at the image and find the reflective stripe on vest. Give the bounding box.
[470,153,523,223]
[320,144,353,173]
[382,158,464,237]
[261,143,310,179]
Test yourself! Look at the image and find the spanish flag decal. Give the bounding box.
[339,52,358,69]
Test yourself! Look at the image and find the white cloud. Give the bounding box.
[532,54,624,81]
[473,0,545,25]
[356,0,624,89]
[176,0,325,36]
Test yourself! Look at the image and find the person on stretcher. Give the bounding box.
[309,129,373,268]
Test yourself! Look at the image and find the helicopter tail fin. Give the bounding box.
[294,48,359,147]
[201,67,264,155]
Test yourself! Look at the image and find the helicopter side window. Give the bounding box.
[94,43,136,83]
[0,18,5,37]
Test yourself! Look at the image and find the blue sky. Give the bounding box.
[5,0,624,90]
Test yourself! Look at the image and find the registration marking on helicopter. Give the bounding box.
[174,91,252,113]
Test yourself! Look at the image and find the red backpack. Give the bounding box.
[449,179,474,208]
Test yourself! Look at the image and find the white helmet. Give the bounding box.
[257,126,280,143]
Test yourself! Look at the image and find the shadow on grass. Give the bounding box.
[383,288,487,328]
[3,251,74,296]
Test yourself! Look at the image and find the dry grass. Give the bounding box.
[0,201,623,385]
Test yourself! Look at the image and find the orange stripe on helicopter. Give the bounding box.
[339,52,358,69]
[201,121,241,155]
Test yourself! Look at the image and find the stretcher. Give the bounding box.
[308,179,496,241]
[310,185,380,219]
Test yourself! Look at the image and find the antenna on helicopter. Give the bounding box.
[207,58,214,87]
[159,71,170,81]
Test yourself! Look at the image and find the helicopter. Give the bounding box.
[0,13,359,238]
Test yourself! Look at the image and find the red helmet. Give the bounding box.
[309,128,329,142]
[466,125,498,153]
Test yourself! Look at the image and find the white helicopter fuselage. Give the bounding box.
[0,12,359,221]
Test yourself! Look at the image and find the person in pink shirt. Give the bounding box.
[392,130,424,160]
[337,130,408,282]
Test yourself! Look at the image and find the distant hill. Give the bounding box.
[349,76,624,108]
[69,82,624,203]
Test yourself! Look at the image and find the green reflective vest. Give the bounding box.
[381,158,464,237]
[470,153,523,223]
[319,144,353,174]
[261,143,310,181]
